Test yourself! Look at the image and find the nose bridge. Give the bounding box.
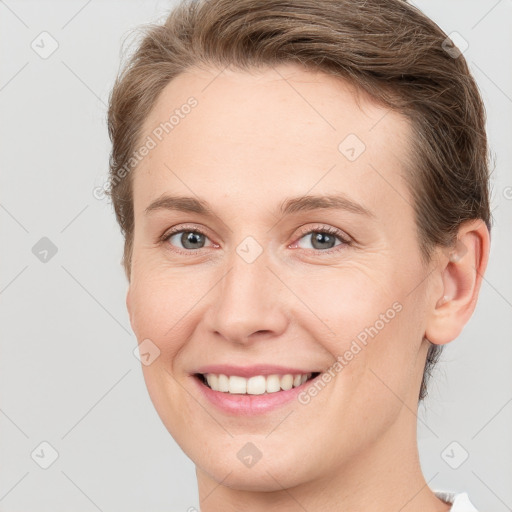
[206,242,287,344]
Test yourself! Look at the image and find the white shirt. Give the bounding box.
[434,490,479,511]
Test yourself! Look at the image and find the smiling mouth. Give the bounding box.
[194,372,321,395]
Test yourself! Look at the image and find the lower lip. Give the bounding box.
[192,374,320,416]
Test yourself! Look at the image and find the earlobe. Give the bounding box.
[425,219,490,346]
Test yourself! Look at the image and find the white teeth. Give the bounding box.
[247,375,266,395]
[206,374,218,390]
[203,372,315,394]
[218,374,229,392]
[281,374,294,390]
[229,375,247,394]
[266,374,281,393]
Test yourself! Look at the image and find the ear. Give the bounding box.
[126,286,134,331]
[425,219,490,345]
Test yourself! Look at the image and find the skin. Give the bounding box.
[125,63,490,511]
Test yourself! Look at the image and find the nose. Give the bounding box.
[203,250,288,346]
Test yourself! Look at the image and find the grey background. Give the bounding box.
[0,0,511,511]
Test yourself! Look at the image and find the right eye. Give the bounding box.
[161,225,216,254]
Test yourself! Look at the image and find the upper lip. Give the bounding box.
[193,364,322,378]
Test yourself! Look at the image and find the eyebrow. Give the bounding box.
[144,193,375,218]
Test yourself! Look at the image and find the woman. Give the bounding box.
[107,0,491,510]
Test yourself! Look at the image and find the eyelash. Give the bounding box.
[159,223,352,256]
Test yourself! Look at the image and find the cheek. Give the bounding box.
[129,262,222,370]
[303,266,419,398]
[297,266,399,347]
[128,270,188,352]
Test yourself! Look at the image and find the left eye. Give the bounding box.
[295,229,346,251]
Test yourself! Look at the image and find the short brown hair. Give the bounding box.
[107,0,492,400]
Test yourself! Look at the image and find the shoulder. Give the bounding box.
[434,490,479,512]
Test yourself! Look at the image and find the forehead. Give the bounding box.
[134,63,413,223]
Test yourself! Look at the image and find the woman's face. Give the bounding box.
[126,63,439,490]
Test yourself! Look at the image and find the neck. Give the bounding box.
[195,406,451,512]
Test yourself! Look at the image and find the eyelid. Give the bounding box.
[160,223,210,241]
[294,223,351,243]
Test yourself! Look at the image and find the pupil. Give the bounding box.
[312,232,334,250]
[182,232,204,249]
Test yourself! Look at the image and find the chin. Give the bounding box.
[193,442,318,492]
